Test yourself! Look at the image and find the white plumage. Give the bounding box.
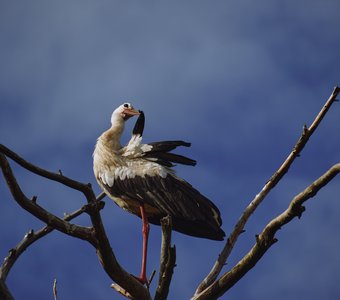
[93,102,225,283]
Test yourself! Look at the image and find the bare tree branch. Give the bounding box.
[155,216,176,300]
[193,163,340,300]
[0,280,14,300]
[88,197,152,300]
[195,86,340,295]
[0,149,151,300]
[0,153,96,244]
[53,279,57,300]
[0,144,94,195]
[1,87,339,300]
[0,201,98,281]
[111,283,134,299]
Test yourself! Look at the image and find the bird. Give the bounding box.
[93,103,225,284]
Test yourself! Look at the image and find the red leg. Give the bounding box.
[138,204,149,284]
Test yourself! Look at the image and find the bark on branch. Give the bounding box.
[0,147,151,300]
[0,87,339,300]
[195,86,340,296]
[0,280,14,300]
[0,201,99,281]
[155,216,176,300]
[0,153,96,244]
[193,163,340,300]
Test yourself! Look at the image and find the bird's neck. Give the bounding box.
[99,117,125,151]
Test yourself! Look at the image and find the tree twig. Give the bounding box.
[193,163,340,299]
[0,149,151,300]
[0,201,99,281]
[155,216,176,300]
[0,144,92,196]
[195,86,340,295]
[111,283,134,299]
[53,279,57,300]
[0,153,96,244]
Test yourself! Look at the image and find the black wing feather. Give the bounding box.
[147,140,191,152]
[105,173,225,241]
[146,152,196,166]
[143,141,197,167]
[132,111,145,136]
[130,112,196,167]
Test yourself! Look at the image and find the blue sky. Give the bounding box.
[1,1,340,299]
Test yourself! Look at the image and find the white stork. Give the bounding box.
[93,103,225,284]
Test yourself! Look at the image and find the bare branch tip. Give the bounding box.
[148,270,156,285]
[24,229,34,239]
[297,206,306,219]
[53,278,57,300]
[302,124,309,134]
[96,191,106,201]
[111,283,133,299]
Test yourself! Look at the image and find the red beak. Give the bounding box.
[123,108,140,120]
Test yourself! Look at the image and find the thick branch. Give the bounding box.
[83,186,151,299]
[0,153,96,244]
[0,149,150,299]
[0,201,99,281]
[0,280,14,300]
[90,204,152,300]
[195,86,340,294]
[193,163,340,300]
[155,216,176,300]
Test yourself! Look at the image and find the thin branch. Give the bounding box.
[96,191,107,201]
[0,148,151,300]
[155,216,176,300]
[0,201,99,281]
[0,153,96,244]
[0,144,93,196]
[111,283,134,299]
[195,86,340,294]
[53,279,57,300]
[193,163,340,300]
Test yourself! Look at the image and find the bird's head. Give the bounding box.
[111,103,140,124]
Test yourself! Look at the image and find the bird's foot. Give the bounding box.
[132,270,157,288]
[131,274,148,286]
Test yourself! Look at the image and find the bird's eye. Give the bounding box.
[123,103,129,108]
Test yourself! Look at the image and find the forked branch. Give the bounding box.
[0,148,151,300]
[193,163,340,299]
[195,86,340,295]
[1,87,339,300]
[0,153,96,244]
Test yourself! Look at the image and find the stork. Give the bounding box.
[93,103,225,284]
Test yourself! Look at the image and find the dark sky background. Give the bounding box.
[1,1,340,299]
